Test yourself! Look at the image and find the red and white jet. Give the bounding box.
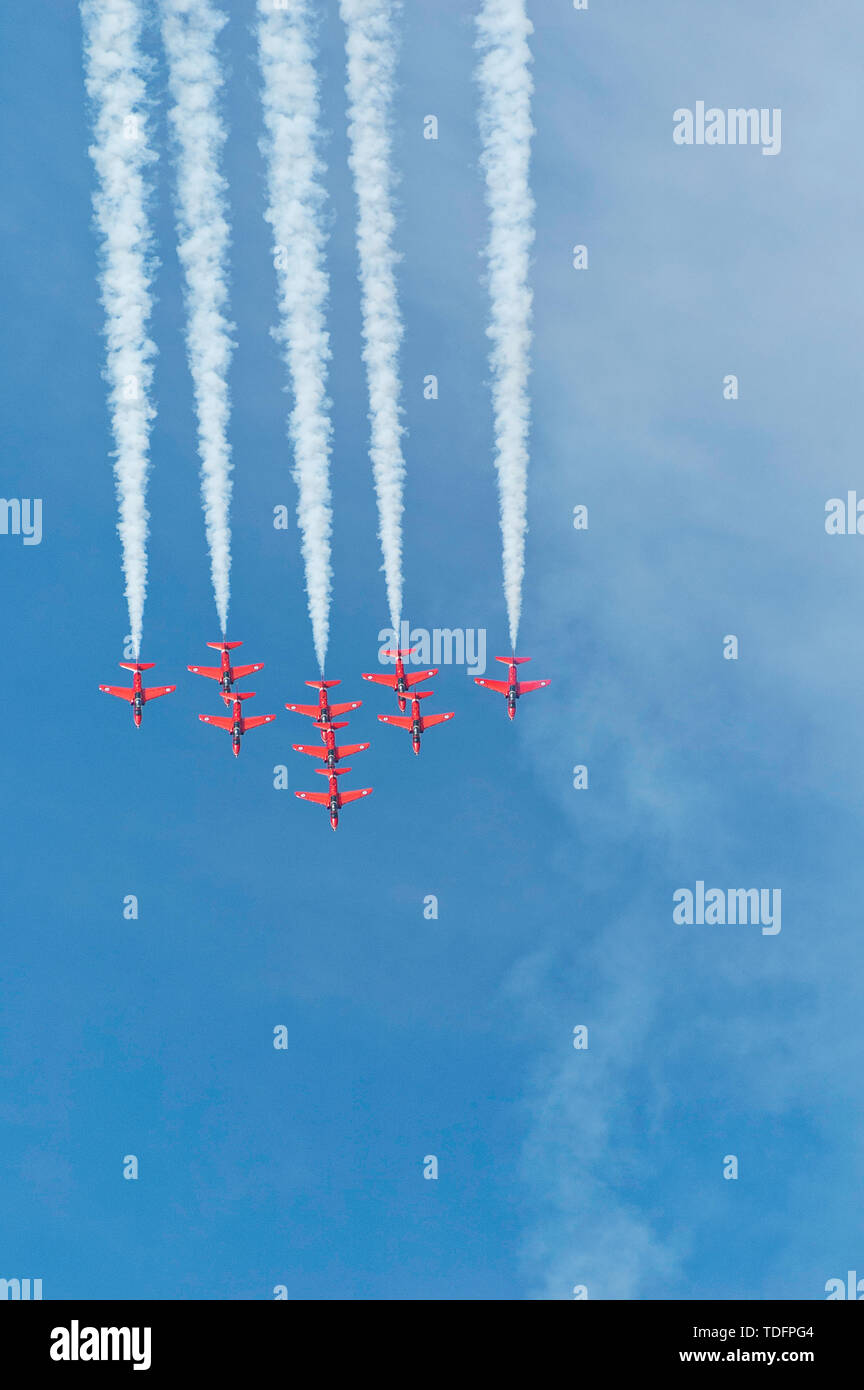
[377,690,454,755]
[295,767,372,831]
[362,647,438,713]
[293,720,370,771]
[99,662,176,728]
[199,691,276,757]
[474,656,551,720]
[188,640,264,703]
[285,679,363,725]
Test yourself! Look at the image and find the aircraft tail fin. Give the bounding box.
[495,655,530,666]
[119,661,155,672]
[316,766,351,777]
[305,679,341,689]
[207,641,243,650]
[412,690,435,700]
[233,691,256,702]
[381,648,416,658]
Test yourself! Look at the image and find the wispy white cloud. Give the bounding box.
[501,0,864,1300]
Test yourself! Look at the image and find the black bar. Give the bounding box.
[2,1299,859,1376]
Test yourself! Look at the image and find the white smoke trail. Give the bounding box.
[257,0,333,673]
[161,0,234,635]
[81,0,158,659]
[339,0,405,636]
[475,0,535,653]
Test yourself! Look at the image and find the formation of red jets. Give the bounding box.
[99,642,550,828]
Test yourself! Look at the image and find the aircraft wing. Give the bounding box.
[99,685,134,700]
[232,663,265,680]
[517,679,551,695]
[338,742,370,758]
[378,714,413,730]
[474,678,509,694]
[329,701,363,716]
[285,702,323,718]
[143,685,176,702]
[404,669,438,687]
[293,743,328,760]
[199,714,233,731]
[240,714,277,732]
[421,712,455,730]
[339,788,373,805]
[295,790,330,806]
[187,664,222,680]
[362,673,397,688]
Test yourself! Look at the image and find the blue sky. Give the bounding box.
[2,0,863,1300]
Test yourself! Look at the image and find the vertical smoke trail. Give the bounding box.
[475,0,535,653]
[257,0,333,673]
[81,0,158,659]
[161,0,234,635]
[339,0,405,636]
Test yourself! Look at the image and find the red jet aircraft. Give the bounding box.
[377,690,454,755]
[293,720,370,771]
[199,691,276,756]
[285,679,362,724]
[99,662,176,727]
[295,767,373,831]
[362,647,438,713]
[188,641,264,703]
[474,656,551,720]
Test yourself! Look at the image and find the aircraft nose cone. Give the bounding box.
[232,744,240,757]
